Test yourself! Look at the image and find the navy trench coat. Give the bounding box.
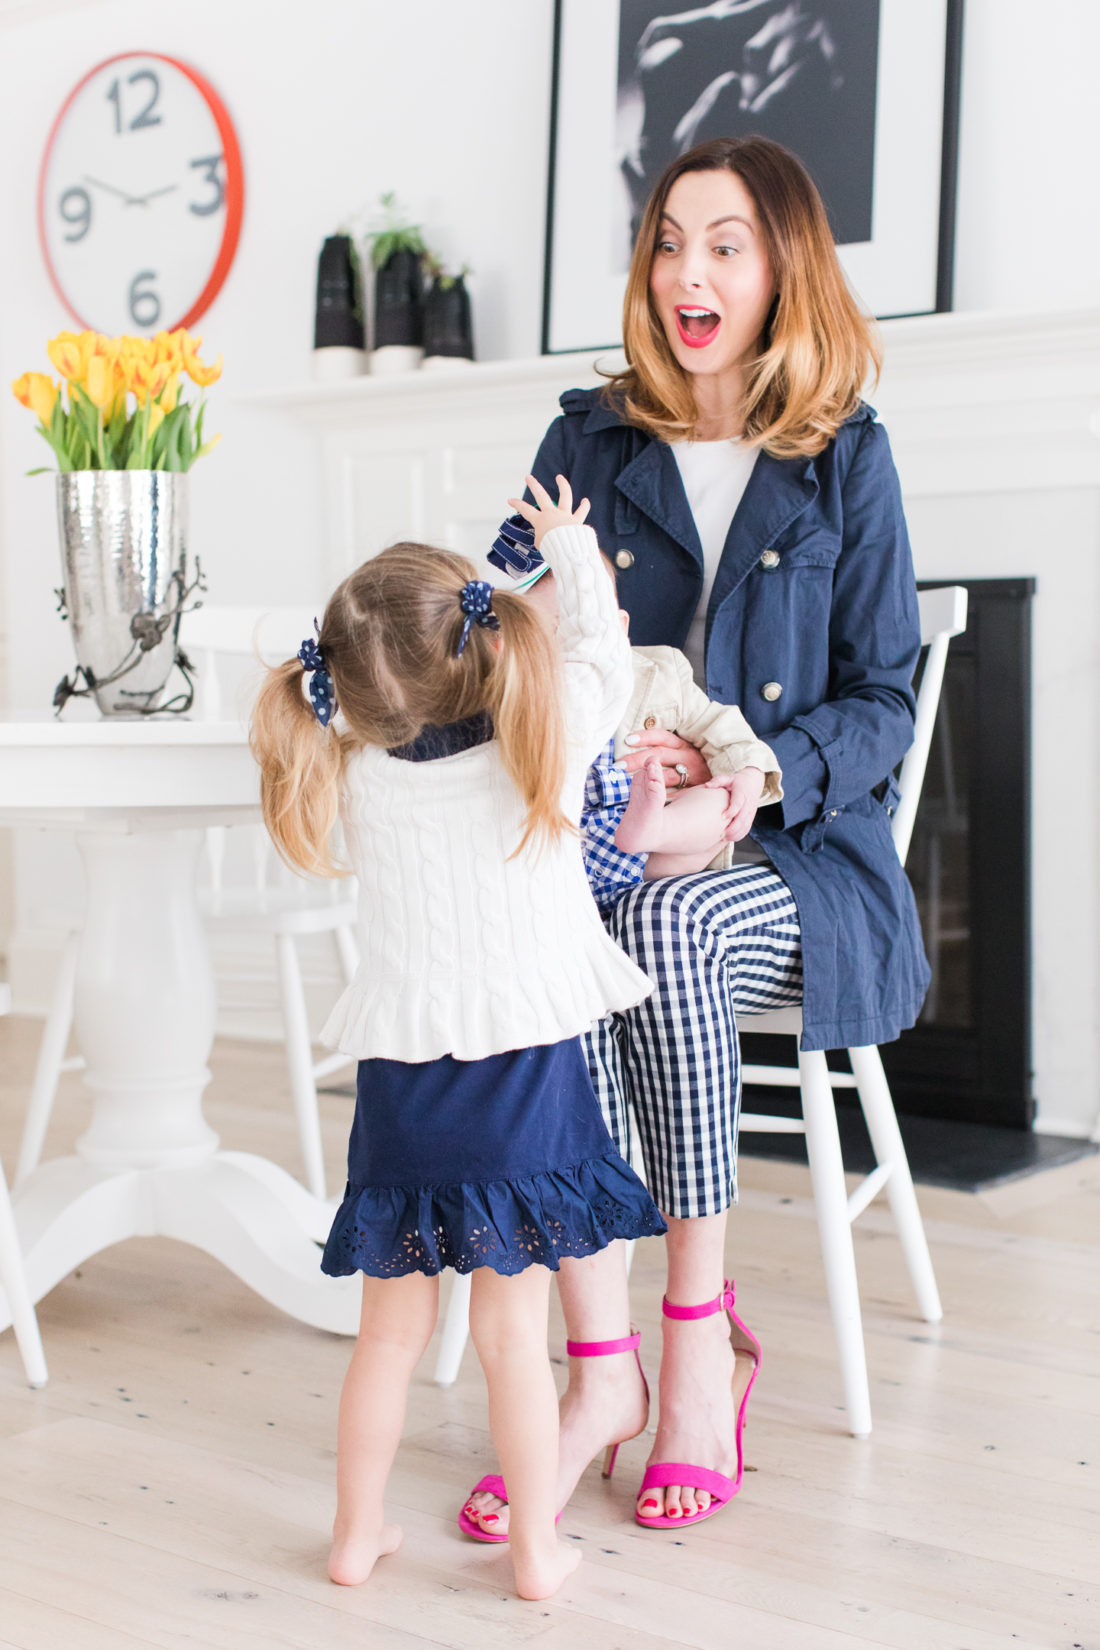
[530,388,930,1052]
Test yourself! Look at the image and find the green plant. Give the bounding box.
[424,252,472,290]
[365,191,427,269]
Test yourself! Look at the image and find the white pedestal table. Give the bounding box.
[0,712,359,1338]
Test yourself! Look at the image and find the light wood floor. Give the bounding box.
[1,1016,1098,1650]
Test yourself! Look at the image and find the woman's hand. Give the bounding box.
[618,728,712,789]
[507,473,590,550]
[705,766,766,842]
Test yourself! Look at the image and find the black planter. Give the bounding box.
[313,235,365,350]
[423,275,474,360]
[374,249,424,348]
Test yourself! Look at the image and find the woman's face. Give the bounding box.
[649,169,776,393]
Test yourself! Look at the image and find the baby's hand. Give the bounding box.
[507,473,590,549]
[705,767,766,842]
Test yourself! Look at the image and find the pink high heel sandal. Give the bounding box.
[457,1329,649,1543]
[635,1278,760,1530]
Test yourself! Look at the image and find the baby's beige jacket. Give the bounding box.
[614,645,783,873]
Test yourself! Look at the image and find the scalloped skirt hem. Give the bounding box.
[320,1151,668,1278]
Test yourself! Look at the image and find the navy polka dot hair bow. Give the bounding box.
[456,580,500,656]
[297,625,337,727]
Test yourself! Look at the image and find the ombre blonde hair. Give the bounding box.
[609,136,881,457]
[250,544,570,877]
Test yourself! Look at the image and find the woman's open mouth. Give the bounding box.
[674,306,721,348]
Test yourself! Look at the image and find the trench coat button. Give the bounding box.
[614,549,634,569]
[761,681,783,702]
[643,715,657,729]
[760,548,781,569]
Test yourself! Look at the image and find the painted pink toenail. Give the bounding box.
[481,1513,498,1523]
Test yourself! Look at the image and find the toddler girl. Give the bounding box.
[250,476,665,1602]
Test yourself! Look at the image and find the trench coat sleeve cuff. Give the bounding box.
[766,722,842,829]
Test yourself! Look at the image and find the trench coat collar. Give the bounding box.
[576,388,869,587]
[608,414,820,586]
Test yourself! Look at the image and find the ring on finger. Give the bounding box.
[674,763,689,790]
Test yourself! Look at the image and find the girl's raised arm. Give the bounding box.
[507,475,633,756]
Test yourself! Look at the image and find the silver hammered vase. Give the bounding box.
[56,470,189,716]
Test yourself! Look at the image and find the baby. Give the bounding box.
[489,514,782,892]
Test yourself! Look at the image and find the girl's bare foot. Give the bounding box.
[512,1541,583,1601]
[614,756,667,853]
[465,1343,648,1537]
[328,1522,403,1586]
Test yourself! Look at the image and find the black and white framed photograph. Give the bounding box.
[542,0,964,353]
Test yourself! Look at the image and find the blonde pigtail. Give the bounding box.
[489,590,572,856]
[250,658,346,877]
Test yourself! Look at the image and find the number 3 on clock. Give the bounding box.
[38,52,244,335]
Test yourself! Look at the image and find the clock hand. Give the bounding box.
[128,184,180,207]
[83,173,140,204]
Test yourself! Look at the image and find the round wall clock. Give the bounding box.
[38,52,244,335]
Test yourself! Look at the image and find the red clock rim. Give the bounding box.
[36,50,245,335]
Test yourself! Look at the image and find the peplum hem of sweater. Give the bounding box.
[320,1152,668,1278]
[320,949,653,1063]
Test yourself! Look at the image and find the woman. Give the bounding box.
[464,136,928,1534]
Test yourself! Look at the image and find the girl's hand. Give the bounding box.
[618,728,711,790]
[507,473,591,549]
[705,767,766,842]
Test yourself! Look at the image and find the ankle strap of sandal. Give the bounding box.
[565,1330,641,1357]
[662,1279,736,1321]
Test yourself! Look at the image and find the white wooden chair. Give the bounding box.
[433,586,969,1417]
[1,983,49,1386]
[15,606,360,1203]
[735,583,968,1436]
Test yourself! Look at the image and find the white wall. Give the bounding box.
[2,0,1098,705]
[953,1,1100,313]
[2,0,1099,1131]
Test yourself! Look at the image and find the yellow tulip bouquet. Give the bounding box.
[12,328,222,473]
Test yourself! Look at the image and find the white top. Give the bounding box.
[672,438,759,683]
[321,524,653,1063]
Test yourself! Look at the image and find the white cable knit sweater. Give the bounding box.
[321,524,654,1063]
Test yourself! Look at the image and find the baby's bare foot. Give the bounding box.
[615,756,667,853]
[512,1540,583,1601]
[328,1522,402,1586]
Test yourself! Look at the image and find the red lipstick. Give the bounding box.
[674,306,721,348]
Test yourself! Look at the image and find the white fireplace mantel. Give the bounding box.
[239,308,1100,535]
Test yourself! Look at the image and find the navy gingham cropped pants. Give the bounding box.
[584,865,803,1219]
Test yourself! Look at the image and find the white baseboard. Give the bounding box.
[1033,1113,1100,1142]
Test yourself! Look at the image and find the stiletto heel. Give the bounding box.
[635,1278,760,1531]
[458,1330,648,1541]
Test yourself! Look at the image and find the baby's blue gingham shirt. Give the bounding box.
[582,740,647,912]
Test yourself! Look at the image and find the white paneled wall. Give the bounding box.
[3,0,1100,1133]
[238,313,1100,1142]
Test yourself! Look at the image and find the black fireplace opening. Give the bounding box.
[739,578,1095,1189]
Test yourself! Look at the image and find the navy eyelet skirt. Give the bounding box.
[320,1036,667,1278]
